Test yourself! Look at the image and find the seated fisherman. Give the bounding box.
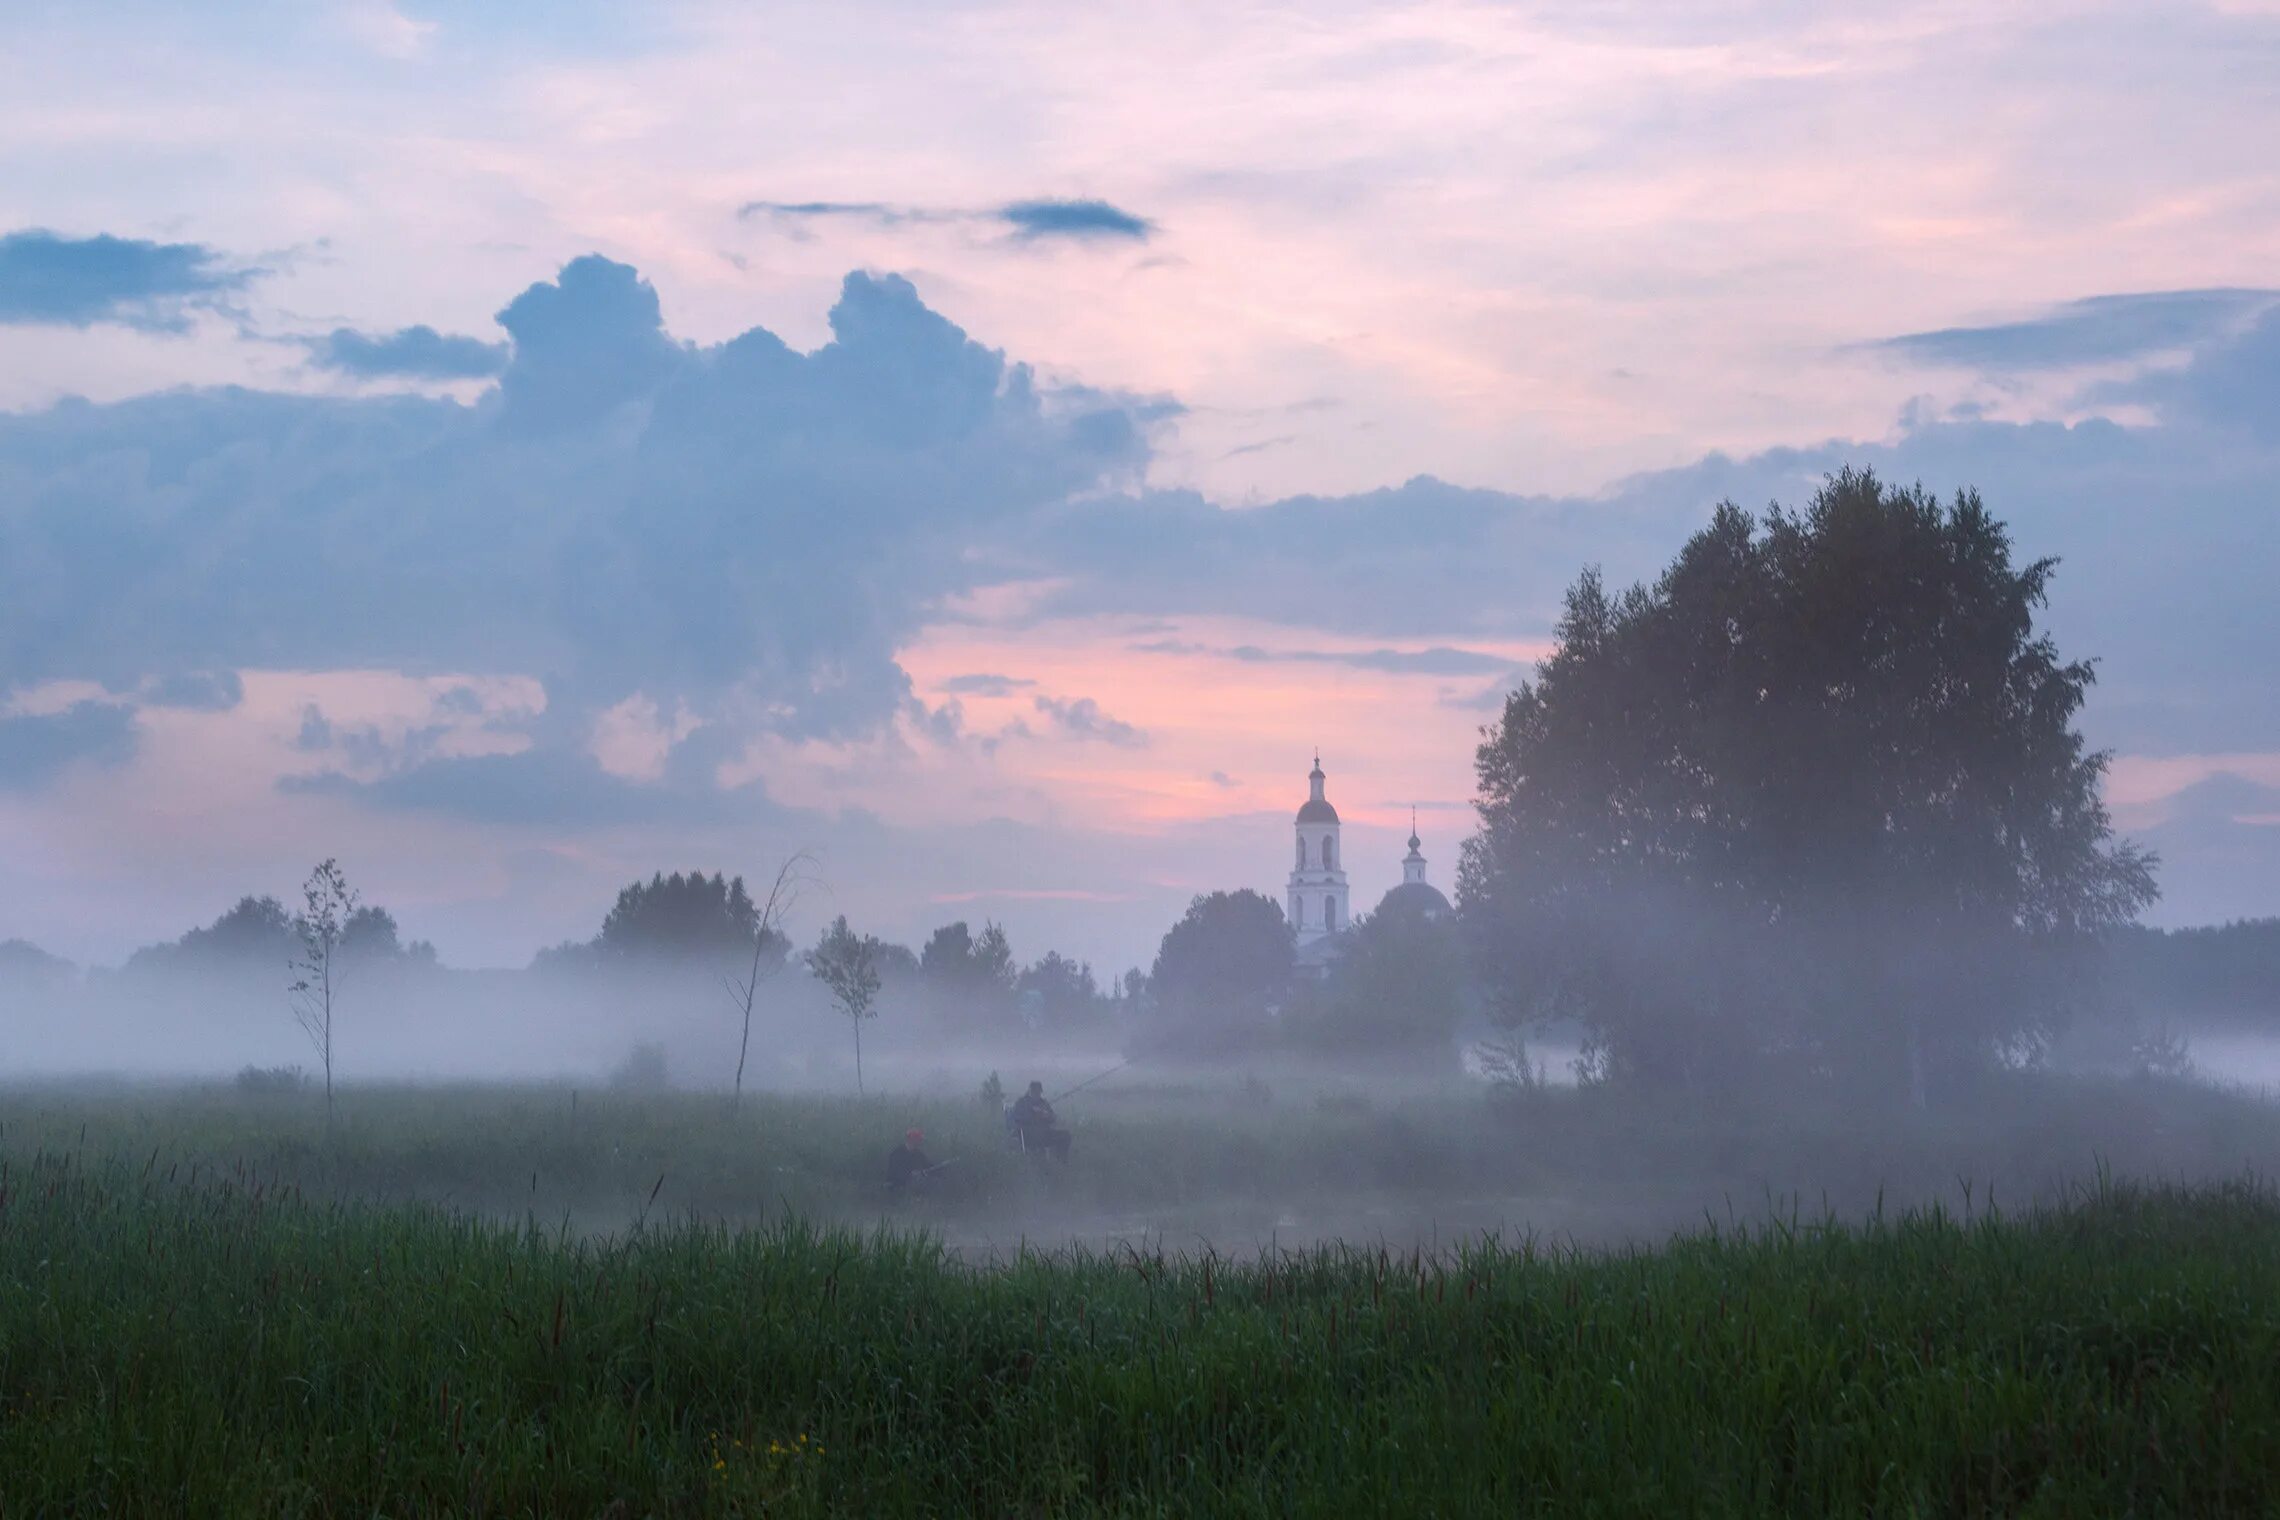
[1009,1081,1072,1161]
[886,1128,934,1193]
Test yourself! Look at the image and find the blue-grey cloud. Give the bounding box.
[940,672,1035,696]
[1868,288,2280,371]
[0,702,136,789]
[0,255,1152,761]
[1438,681,1513,713]
[739,197,1154,244]
[143,670,243,711]
[1130,639,1517,676]
[305,324,510,381]
[998,198,1153,241]
[285,756,692,827]
[0,229,258,330]
[284,728,783,829]
[2088,306,2280,441]
[1033,695,1146,747]
[741,200,926,226]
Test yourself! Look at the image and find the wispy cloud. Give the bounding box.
[0,229,259,330]
[998,199,1153,241]
[940,672,1036,696]
[1867,289,2280,371]
[0,702,136,789]
[1132,639,1517,677]
[1033,695,1147,747]
[739,197,1155,244]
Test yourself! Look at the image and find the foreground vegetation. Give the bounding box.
[4,1134,2280,1515]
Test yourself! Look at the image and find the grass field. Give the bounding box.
[4,1069,2279,1251]
[5,1129,2280,1515]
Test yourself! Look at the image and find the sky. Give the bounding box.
[1,0,2277,973]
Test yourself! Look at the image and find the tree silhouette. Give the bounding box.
[1461,469,2158,1102]
[596,870,773,964]
[1141,890,1294,1057]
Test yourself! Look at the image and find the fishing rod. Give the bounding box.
[1050,1061,1129,1105]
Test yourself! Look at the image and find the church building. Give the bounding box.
[1286,756,1448,973]
[1287,752,1349,949]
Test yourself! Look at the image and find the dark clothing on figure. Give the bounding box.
[886,1141,933,1192]
[1010,1092,1072,1160]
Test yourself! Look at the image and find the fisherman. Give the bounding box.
[886,1127,935,1194]
[1009,1080,1072,1161]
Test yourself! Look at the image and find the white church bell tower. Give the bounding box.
[1287,752,1349,947]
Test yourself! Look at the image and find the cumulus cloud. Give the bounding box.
[0,229,259,330]
[739,197,1154,244]
[304,324,510,381]
[1867,288,2280,371]
[0,255,1154,805]
[0,702,136,789]
[1032,695,1147,747]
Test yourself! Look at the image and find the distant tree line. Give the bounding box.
[2107,920,2280,1022]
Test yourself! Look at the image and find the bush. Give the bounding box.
[607,1043,671,1092]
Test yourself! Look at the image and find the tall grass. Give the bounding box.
[3,1072,2278,1248]
[4,1137,2280,1514]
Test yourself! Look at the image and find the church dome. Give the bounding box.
[1296,754,1338,823]
[1375,880,1452,919]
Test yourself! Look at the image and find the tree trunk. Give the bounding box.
[323,957,335,1133]
[733,995,752,1115]
[853,1018,865,1096]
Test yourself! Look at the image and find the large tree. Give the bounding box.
[596,871,771,962]
[531,871,787,975]
[1139,890,1294,1058]
[1459,469,2157,1102]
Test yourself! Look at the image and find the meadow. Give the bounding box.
[6,1077,2280,1513]
[5,1068,2280,1251]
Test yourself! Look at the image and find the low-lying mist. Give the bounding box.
[8,950,2280,1262]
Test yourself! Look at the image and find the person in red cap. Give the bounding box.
[885,1127,934,1194]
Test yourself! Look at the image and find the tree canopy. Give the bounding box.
[1140,889,1294,1057]
[585,871,788,968]
[1459,469,2157,1101]
[918,919,1017,1026]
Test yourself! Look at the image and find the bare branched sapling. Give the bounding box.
[724,852,816,1113]
[809,915,882,1096]
[288,858,359,1129]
